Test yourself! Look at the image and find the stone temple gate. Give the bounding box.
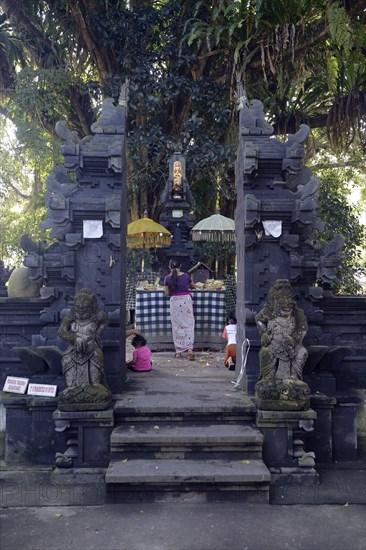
[235,96,345,392]
[0,94,364,493]
[234,96,365,469]
[20,97,127,394]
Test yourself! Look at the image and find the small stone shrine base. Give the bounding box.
[255,378,311,411]
[256,408,319,498]
[57,384,112,412]
[52,408,114,470]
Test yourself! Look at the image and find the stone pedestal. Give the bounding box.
[53,408,114,469]
[255,378,311,411]
[306,391,360,463]
[257,409,319,503]
[2,393,64,465]
[256,408,318,475]
[306,393,336,463]
[306,372,337,396]
[332,393,360,462]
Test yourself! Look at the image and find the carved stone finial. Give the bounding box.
[240,99,274,135]
[118,82,128,107]
[237,85,248,111]
[316,234,345,283]
[90,98,124,134]
[57,288,111,411]
[55,120,79,142]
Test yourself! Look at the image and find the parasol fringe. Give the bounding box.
[191,231,236,243]
[127,235,172,248]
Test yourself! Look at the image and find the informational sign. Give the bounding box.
[83,219,103,239]
[3,377,29,394]
[27,383,57,397]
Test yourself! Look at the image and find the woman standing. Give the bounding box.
[164,259,196,360]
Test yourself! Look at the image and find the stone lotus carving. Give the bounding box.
[57,288,111,411]
[255,279,310,410]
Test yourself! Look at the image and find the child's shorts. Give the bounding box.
[224,344,236,368]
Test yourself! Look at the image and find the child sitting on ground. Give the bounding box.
[222,313,237,371]
[126,334,152,372]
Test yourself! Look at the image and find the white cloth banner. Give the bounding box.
[83,220,103,239]
[262,220,282,238]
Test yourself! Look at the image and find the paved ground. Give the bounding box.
[125,340,232,378]
[123,345,247,404]
[1,344,365,550]
[1,502,365,550]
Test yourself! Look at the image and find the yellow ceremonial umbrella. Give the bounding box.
[127,211,171,271]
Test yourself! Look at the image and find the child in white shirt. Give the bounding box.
[222,313,237,371]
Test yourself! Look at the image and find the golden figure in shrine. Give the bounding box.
[172,161,183,199]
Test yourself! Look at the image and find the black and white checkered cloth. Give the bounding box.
[135,290,226,336]
[126,271,162,310]
[224,274,237,316]
[126,273,138,310]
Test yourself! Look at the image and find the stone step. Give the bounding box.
[113,392,256,424]
[110,422,263,459]
[105,458,271,503]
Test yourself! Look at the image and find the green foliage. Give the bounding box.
[126,247,155,274]
[327,2,353,55]
[0,115,59,266]
[15,67,74,124]
[0,204,48,266]
[88,1,234,219]
[315,169,366,294]
[0,0,365,291]
[193,241,236,277]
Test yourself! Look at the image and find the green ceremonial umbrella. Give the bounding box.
[191,213,235,276]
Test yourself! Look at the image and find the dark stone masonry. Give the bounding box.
[0,93,364,501]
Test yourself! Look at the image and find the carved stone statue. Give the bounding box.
[6,266,41,297]
[255,279,310,410]
[57,288,112,411]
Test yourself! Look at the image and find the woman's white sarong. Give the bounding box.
[169,294,194,353]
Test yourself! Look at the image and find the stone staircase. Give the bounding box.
[105,384,270,503]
